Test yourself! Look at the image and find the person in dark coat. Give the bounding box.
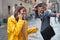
[35,3,60,40]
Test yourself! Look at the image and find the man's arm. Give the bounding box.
[46,10,56,17]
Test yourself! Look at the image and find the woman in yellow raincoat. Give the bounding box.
[7,6,38,40]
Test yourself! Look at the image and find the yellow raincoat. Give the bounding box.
[7,15,37,40]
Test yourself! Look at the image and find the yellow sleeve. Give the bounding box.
[7,17,24,36]
[28,27,37,34]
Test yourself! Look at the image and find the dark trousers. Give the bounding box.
[41,26,55,40]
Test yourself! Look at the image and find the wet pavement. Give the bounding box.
[0,17,60,40]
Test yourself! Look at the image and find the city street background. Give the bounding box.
[0,0,60,40]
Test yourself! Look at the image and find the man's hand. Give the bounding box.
[56,13,60,17]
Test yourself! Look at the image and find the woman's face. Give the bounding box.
[20,8,26,16]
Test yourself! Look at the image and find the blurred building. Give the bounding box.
[30,0,60,13]
[0,0,8,18]
[0,0,60,18]
[0,0,33,18]
[43,0,60,12]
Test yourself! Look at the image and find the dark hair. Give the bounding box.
[14,6,26,21]
[35,10,39,18]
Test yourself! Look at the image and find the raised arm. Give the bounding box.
[46,10,60,17]
[46,10,56,17]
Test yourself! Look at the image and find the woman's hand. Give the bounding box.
[18,14,23,20]
[36,27,38,31]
